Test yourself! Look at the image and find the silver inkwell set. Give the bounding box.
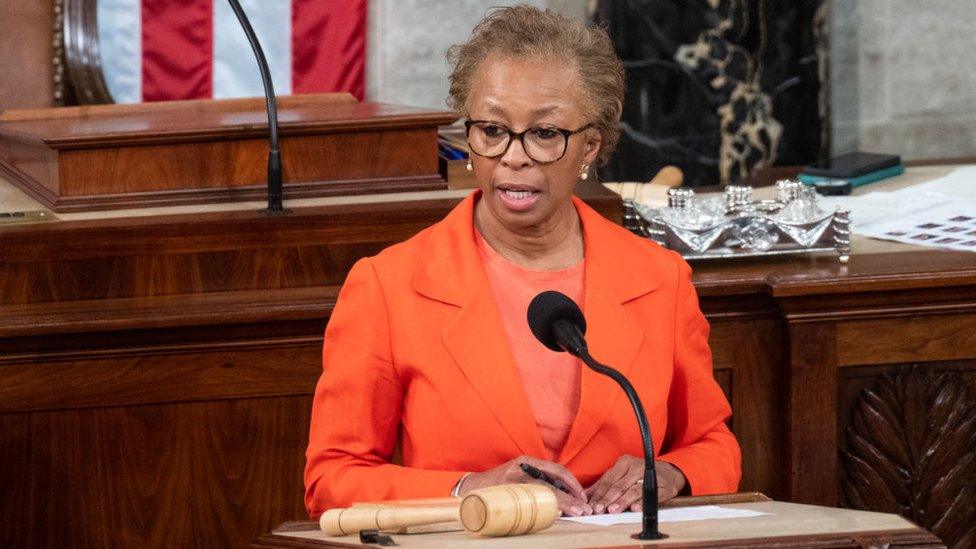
[623,180,852,262]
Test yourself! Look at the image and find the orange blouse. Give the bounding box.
[475,230,584,459]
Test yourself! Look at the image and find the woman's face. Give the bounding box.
[466,54,601,235]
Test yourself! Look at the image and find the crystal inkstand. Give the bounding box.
[623,180,852,262]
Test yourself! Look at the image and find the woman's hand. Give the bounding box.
[585,456,687,514]
[458,455,593,517]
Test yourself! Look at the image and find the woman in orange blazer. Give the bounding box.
[305,7,740,519]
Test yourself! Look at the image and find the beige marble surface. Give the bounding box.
[831,0,976,158]
[277,500,919,548]
[0,174,46,214]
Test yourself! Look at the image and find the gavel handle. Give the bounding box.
[320,505,458,536]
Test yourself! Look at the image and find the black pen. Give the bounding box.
[519,462,569,493]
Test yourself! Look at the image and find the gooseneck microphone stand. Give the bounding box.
[537,292,666,540]
[227,0,286,215]
[578,349,665,540]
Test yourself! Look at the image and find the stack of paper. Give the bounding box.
[817,166,976,252]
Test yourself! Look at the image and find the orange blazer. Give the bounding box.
[304,192,740,517]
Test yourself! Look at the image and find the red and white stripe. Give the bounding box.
[97,0,366,103]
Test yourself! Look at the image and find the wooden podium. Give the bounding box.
[2,158,973,547]
[0,94,457,212]
[251,493,943,548]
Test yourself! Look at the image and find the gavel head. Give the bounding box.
[459,484,558,536]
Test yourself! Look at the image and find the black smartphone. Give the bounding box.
[803,152,901,179]
[808,179,852,196]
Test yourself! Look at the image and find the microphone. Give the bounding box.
[527,291,666,540]
[526,290,587,356]
[227,0,286,216]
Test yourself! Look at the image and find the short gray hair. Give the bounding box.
[447,5,625,165]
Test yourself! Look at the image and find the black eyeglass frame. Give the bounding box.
[463,119,593,164]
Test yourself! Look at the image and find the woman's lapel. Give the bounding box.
[556,197,663,465]
[442,282,548,457]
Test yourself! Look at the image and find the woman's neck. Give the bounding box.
[474,200,584,271]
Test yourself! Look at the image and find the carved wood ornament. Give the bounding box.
[55,0,114,105]
[841,368,976,548]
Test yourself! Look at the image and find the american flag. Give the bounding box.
[97,0,366,103]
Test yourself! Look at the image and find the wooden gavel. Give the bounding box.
[320,484,558,537]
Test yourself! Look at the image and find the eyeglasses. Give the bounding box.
[464,119,592,164]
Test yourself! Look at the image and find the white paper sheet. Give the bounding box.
[559,505,771,526]
[891,165,976,201]
[815,166,976,252]
[817,192,954,230]
[855,201,976,252]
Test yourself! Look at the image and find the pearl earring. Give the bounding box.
[580,164,589,180]
[466,159,473,171]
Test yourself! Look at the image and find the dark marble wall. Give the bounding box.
[595,0,828,186]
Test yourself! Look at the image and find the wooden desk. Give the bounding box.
[1,165,973,547]
[0,96,457,212]
[690,165,976,548]
[252,493,943,548]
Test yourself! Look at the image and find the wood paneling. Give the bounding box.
[0,342,322,414]
[0,242,368,304]
[0,201,443,303]
[57,129,440,195]
[0,139,59,195]
[709,316,787,500]
[786,322,839,506]
[0,286,336,339]
[0,184,620,304]
[690,249,976,301]
[838,362,976,548]
[0,396,312,549]
[837,314,976,366]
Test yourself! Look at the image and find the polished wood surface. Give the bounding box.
[277,491,759,536]
[0,93,358,122]
[3,396,312,548]
[0,95,447,144]
[0,197,472,304]
[255,495,942,548]
[274,492,774,534]
[0,95,458,211]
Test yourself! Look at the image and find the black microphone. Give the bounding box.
[227,0,286,216]
[527,291,666,540]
